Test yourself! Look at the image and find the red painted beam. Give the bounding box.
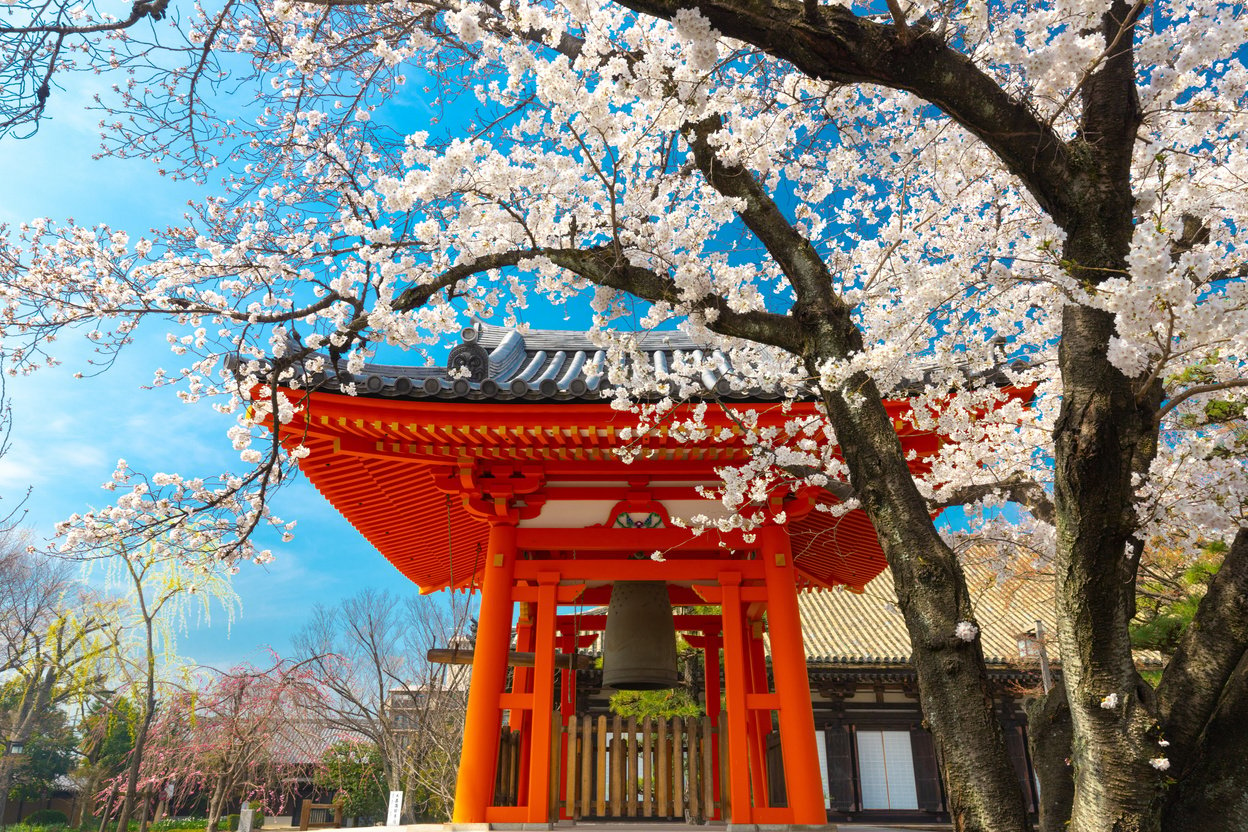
[515,527,758,552]
[555,614,724,632]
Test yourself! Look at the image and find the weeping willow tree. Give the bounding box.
[84,537,238,832]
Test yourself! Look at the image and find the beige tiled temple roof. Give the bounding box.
[794,551,1057,667]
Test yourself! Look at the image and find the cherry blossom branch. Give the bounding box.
[543,247,805,351]
[1155,381,1248,426]
[609,0,1079,223]
[931,477,1056,526]
[1041,0,1149,131]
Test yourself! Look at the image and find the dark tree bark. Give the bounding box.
[1156,528,1248,773]
[1161,654,1248,831]
[1041,6,1170,830]
[1025,685,1074,832]
[820,372,1029,832]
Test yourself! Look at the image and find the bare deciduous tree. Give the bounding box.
[294,589,470,821]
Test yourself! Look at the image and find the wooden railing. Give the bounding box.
[494,726,524,807]
[557,712,727,822]
[298,803,342,831]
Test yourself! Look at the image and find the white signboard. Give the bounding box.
[386,791,404,827]
[237,807,254,832]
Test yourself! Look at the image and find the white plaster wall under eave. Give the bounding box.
[516,499,735,528]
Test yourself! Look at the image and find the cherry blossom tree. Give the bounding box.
[116,658,326,832]
[2,0,1248,831]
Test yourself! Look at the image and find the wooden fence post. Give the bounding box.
[611,715,623,817]
[595,715,608,817]
[702,714,715,817]
[657,717,669,817]
[642,718,654,817]
[688,719,701,821]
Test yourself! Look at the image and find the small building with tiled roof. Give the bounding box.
[788,557,1055,823]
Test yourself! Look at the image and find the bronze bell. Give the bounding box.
[602,581,680,690]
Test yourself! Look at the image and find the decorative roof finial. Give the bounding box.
[447,326,489,382]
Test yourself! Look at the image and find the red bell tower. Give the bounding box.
[268,324,1028,826]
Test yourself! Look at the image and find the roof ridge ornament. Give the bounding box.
[447,326,490,382]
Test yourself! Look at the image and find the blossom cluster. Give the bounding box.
[0,0,1242,575]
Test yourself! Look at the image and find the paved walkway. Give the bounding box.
[384,828,948,832]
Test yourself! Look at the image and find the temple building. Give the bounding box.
[269,323,1034,828]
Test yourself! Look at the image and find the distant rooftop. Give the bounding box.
[796,556,1058,668]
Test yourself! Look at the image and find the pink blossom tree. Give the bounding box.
[114,658,327,832]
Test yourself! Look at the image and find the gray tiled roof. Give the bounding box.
[314,324,777,402]
[302,323,1021,403]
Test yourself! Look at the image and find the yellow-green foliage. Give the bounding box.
[609,688,703,719]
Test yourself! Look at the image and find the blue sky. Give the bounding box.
[0,76,447,669]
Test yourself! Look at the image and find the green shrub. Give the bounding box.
[225,814,239,831]
[23,809,69,827]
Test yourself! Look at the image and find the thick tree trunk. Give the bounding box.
[1054,305,1165,832]
[1048,5,1168,829]
[817,362,1030,832]
[1024,685,1074,832]
[1162,654,1248,831]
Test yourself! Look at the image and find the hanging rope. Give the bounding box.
[445,493,468,645]
[471,541,482,597]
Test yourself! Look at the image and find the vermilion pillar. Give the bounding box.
[511,603,535,728]
[703,633,723,815]
[556,631,577,821]
[526,574,559,821]
[746,619,771,803]
[719,573,754,824]
[452,522,517,823]
[761,525,827,824]
[512,602,534,800]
